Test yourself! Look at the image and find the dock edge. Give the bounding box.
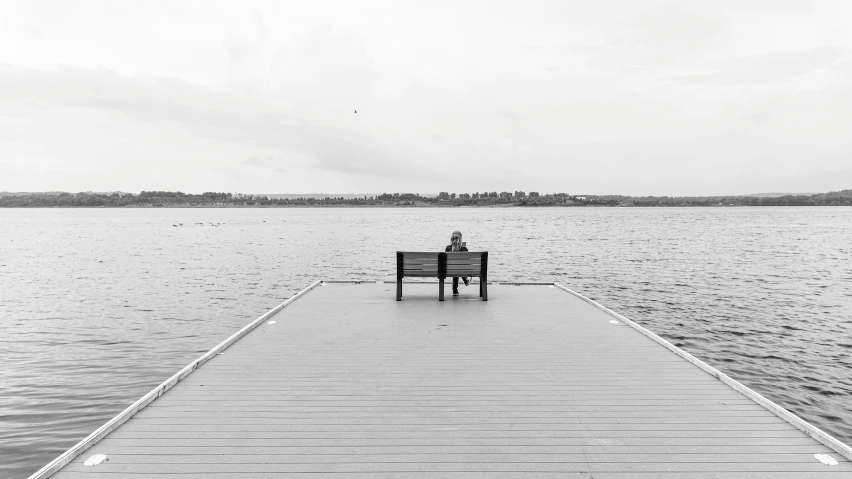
[27,280,324,479]
[553,282,852,462]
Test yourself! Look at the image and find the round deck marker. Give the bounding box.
[814,454,838,466]
[84,454,108,466]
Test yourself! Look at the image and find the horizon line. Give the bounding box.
[0,190,832,198]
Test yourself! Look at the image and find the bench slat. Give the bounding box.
[400,253,442,259]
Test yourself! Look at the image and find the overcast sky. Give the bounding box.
[1,0,851,195]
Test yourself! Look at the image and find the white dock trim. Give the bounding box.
[553,281,852,462]
[27,280,323,479]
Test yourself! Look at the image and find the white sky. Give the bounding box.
[1,0,851,195]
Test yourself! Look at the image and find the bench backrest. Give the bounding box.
[396,251,488,278]
[446,252,485,277]
[398,252,442,277]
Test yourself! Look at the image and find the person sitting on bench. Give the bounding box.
[445,230,470,296]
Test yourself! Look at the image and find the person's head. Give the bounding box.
[451,230,463,251]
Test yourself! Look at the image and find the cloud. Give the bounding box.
[243,156,269,167]
[495,110,520,121]
[612,3,731,65]
[670,46,851,85]
[0,65,435,184]
[2,1,852,195]
[268,25,377,105]
[243,155,292,173]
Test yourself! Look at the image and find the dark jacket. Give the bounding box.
[445,245,470,288]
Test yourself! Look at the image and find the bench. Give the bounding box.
[396,251,488,301]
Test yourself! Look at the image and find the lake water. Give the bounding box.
[1,207,851,478]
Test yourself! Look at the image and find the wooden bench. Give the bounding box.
[396,251,488,301]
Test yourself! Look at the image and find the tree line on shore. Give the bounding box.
[1,189,850,207]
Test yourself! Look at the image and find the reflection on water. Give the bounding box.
[1,207,850,477]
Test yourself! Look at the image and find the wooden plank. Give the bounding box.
[399,252,442,258]
[402,271,440,277]
[149,390,754,396]
[57,461,852,472]
[148,383,751,389]
[109,423,804,433]
[51,472,852,479]
[135,392,755,400]
[149,388,753,394]
[57,463,852,474]
[445,252,483,259]
[71,441,835,454]
[145,404,767,410]
[135,411,778,420]
[123,417,786,425]
[58,451,846,463]
[105,429,809,439]
[97,436,823,446]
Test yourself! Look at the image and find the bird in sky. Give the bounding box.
[354,109,357,114]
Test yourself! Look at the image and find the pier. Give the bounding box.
[34,281,852,478]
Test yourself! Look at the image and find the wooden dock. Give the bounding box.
[36,281,852,478]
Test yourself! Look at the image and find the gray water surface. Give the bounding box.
[1,207,851,478]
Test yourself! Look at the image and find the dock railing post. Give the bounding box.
[396,252,403,301]
[438,252,447,301]
[481,252,488,301]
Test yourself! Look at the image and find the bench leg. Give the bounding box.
[482,277,488,301]
[396,279,402,301]
[439,278,445,301]
[479,278,482,297]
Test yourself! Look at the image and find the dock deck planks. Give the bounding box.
[48,282,851,478]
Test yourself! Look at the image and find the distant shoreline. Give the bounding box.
[3,204,852,209]
[1,190,850,207]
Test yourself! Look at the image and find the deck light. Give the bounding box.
[814,454,838,466]
[83,454,108,466]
